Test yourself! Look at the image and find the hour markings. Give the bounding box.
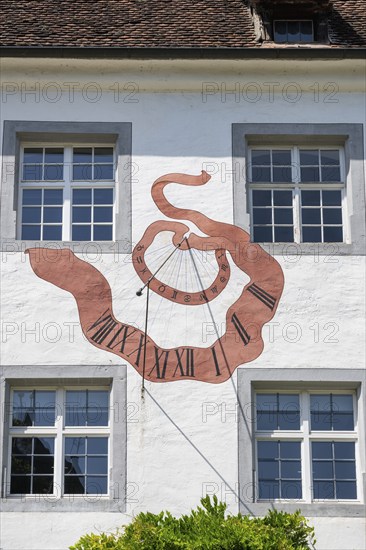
[247,283,276,310]
[231,313,250,346]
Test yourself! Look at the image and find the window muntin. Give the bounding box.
[255,391,358,502]
[19,144,115,242]
[274,20,314,43]
[8,386,110,497]
[249,146,345,244]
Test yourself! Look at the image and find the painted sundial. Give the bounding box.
[26,170,284,383]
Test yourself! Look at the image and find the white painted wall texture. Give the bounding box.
[0,57,365,549]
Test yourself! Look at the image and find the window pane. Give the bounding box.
[94,164,114,180]
[258,460,278,479]
[253,208,272,225]
[287,21,300,42]
[64,476,85,494]
[281,461,301,479]
[323,209,342,224]
[251,150,271,166]
[24,148,43,163]
[65,437,86,455]
[65,456,86,475]
[33,476,53,494]
[22,225,41,240]
[334,442,355,460]
[11,456,31,474]
[72,225,91,241]
[22,207,41,223]
[34,408,56,426]
[23,189,42,205]
[273,167,292,182]
[73,189,92,204]
[253,226,272,242]
[274,226,294,242]
[300,21,313,41]
[44,165,63,180]
[313,461,333,479]
[12,438,32,455]
[45,148,64,163]
[302,226,322,243]
[87,456,108,475]
[87,437,108,455]
[323,227,343,242]
[301,167,320,182]
[280,442,301,459]
[252,167,271,182]
[73,165,92,180]
[23,164,42,181]
[43,226,62,240]
[34,437,54,454]
[13,409,33,426]
[311,412,332,431]
[301,190,320,206]
[44,207,62,223]
[272,150,291,166]
[94,147,113,162]
[94,225,113,241]
[44,189,63,205]
[281,481,302,499]
[73,207,91,223]
[336,481,357,499]
[73,148,92,162]
[94,206,113,223]
[10,476,31,494]
[94,188,113,204]
[257,411,277,431]
[321,150,340,165]
[322,166,341,182]
[301,208,321,224]
[323,190,342,206]
[335,461,356,479]
[273,190,292,206]
[312,442,333,459]
[258,441,278,459]
[86,476,108,494]
[252,190,271,206]
[274,21,287,43]
[33,456,54,474]
[313,481,334,500]
[259,481,279,499]
[274,208,293,224]
[300,150,319,165]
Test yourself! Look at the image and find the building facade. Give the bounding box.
[1,1,365,548]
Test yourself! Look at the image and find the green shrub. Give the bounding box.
[70,495,316,550]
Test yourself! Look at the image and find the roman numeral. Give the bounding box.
[148,347,170,379]
[173,349,195,377]
[247,283,276,310]
[211,346,221,376]
[88,310,118,345]
[231,313,250,346]
[127,334,146,368]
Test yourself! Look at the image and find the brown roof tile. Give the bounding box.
[0,0,365,49]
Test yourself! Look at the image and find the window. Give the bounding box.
[1,121,132,251]
[255,391,358,501]
[19,144,115,241]
[0,365,127,512]
[274,20,314,43]
[249,146,345,243]
[232,123,366,255]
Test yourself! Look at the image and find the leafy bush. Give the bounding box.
[70,495,316,550]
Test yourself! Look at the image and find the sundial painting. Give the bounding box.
[26,170,284,383]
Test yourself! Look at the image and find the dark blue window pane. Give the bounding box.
[334,442,355,460]
[274,21,287,43]
[65,456,86,475]
[94,207,113,223]
[253,208,272,224]
[94,164,114,180]
[252,190,271,206]
[313,461,333,479]
[34,437,54,454]
[251,150,271,166]
[274,190,292,206]
[321,150,340,165]
[280,442,301,459]
[300,150,318,165]
[22,225,41,240]
[44,165,63,180]
[44,189,63,205]
[45,148,64,163]
[323,226,343,242]
[65,437,86,455]
[301,167,320,182]
[332,413,354,431]
[73,189,92,204]
[272,150,291,165]
[13,391,33,408]
[258,441,278,459]
[94,147,113,162]
[253,226,272,242]
[311,412,332,431]
[322,166,341,182]
[323,190,342,206]
[73,207,91,223]
[274,208,293,224]
[24,148,43,163]
[323,209,342,224]
[86,476,108,494]
[300,21,313,41]
[23,189,42,205]
[258,460,278,479]
[287,21,300,41]
[274,226,294,242]
[335,461,356,479]
[87,409,109,426]
[302,208,321,224]
[72,225,91,241]
[66,390,87,407]
[73,148,92,162]
[281,461,301,479]
[73,165,92,180]
[94,225,113,241]
[44,207,62,223]
[259,481,279,499]
[252,167,271,182]
[302,226,321,242]
[278,411,300,430]
[336,481,357,499]
[281,481,302,500]
[64,476,85,494]
[12,438,32,454]
[302,190,320,206]
[87,456,108,475]
[87,437,108,455]
[23,164,43,181]
[66,409,87,426]
[313,481,334,500]
[43,225,62,241]
[273,167,292,182]
[22,207,41,223]
[312,442,333,459]
[257,412,277,431]
[333,395,353,412]
[88,391,109,408]
[34,408,56,426]
[94,188,113,205]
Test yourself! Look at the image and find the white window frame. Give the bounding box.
[248,145,348,244]
[0,364,127,512]
[18,142,116,242]
[254,389,360,503]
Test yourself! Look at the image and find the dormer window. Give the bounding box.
[274,20,314,43]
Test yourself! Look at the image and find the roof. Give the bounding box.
[0,0,365,49]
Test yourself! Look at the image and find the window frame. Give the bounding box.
[248,144,347,244]
[1,120,132,253]
[273,19,314,43]
[237,368,366,517]
[0,364,127,512]
[232,123,366,256]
